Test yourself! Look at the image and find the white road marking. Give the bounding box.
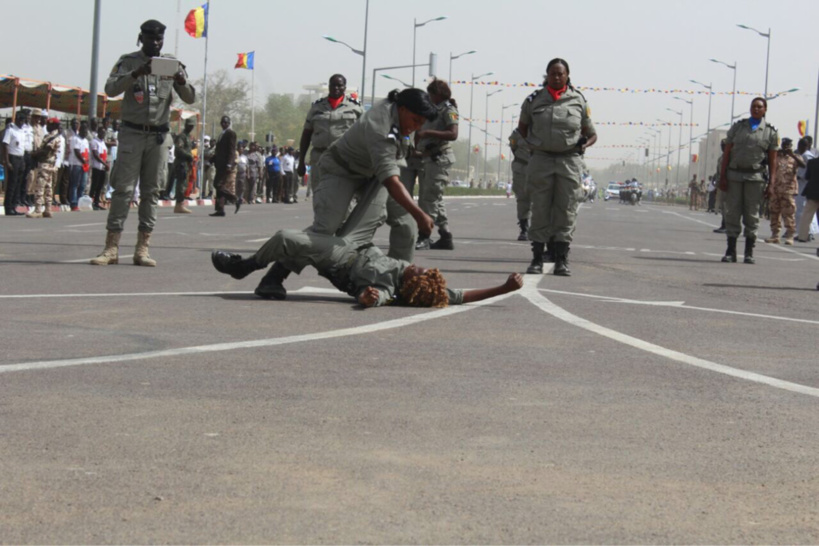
[538,287,819,326]
[0,290,514,374]
[66,222,106,228]
[660,209,720,228]
[246,238,269,243]
[763,241,819,262]
[522,277,819,398]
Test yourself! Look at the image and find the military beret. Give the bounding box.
[140,19,166,35]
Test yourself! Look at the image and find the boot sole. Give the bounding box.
[254,287,287,300]
[90,258,118,266]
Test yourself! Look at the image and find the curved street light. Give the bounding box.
[674,96,694,182]
[483,88,503,185]
[381,74,411,88]
[466,72,493,182]
[497,102,519,183]
[449,49,477,82]
[737,24,771,98]
[710,58,737,125]
[412,16,447,85]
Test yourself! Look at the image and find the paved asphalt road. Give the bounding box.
[1,195,817,544]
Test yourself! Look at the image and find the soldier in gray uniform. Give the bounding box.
[718,97,778,264]
[519,58,596,276]
[90,20,195,266]
[211,232,523,308]
[257,88,438,300]
[509,127,532,240]
[297,74,363,194]
[414,79,459,251]
[169,117,196,214]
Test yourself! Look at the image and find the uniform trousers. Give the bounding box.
[105,127,170,233]
[768,190,796,237]
[526,152,584,244]
[282,171,296,202]
[386,167,420,262]
[512,167,531,220]
[32,164,57,209]
[309,149,326,193]
[4,155,25,214]
[724,175,766,239]
[417,160,450,230]
[171,162,190,203]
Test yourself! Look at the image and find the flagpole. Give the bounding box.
[250,63,255,142]
[198,0,210,200]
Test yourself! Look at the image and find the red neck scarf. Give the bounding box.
[327,95,344,110]
[547,85,568,102]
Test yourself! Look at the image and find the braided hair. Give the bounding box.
[544,58,572,89]
[399,268,449,307]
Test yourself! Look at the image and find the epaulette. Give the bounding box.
[526,89,541,103]
[387,124,400,141]
[312,97,325,105]
[347,95,361,106]
[573,87,587,102]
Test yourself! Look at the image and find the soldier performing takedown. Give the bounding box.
[211,231,522,307]
[91,19,195,266]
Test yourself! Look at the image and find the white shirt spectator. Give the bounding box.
[91,137,108,170]
[281,153,295,173]
[2,123,25,156]
[22,122,34,152]
[168,144,175,164]
[54,134,66,167]
[67,134,89,167]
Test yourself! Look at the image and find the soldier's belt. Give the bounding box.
[533,149,580,157]
[123,121,170,133]
[730,166,763,174]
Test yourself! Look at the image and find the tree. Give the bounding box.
[185,69,250,138]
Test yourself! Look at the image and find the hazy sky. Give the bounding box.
[3,0,818,167]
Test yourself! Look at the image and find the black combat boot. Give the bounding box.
[209,197,226,217]
[721,236,737,262]
[526,242,545,274]
[553,241,571,277]
[744,236,756,264]
[517,219,529,241]
[544,236,556,263]
[430,228,454,250]
[211,250,263,279]
[713,216,726,234]
[254,262,291,300]
[415,235,431,251]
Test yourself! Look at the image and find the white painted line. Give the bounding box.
[246,238,269,243]
[58,258,98,264]
[523,278,819,398]
[660,209,720,228]
[66,222,106,228]
[763,241,819,262]
[538,287,819,326]
[0,290,513,374]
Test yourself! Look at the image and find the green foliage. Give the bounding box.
[184,70,310,144]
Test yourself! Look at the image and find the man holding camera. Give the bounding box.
[91,19,196,267]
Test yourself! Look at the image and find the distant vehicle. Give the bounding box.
[450,180,468,187]
[604,182,623,201]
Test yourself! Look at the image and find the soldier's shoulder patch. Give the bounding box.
[585,105,592,118]
[448,111,459,123]
[526,89,541,103]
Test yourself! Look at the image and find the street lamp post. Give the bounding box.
[674,97,694,183]
[449,50,477,82]
[497,102,518,183]
[483,88,502,186]
[466,71,493,184]
[381,74,411,88]
[737,24,771,98]
[690,79,712,180]
[667,108,684,186]
[371,62,431,105]
[412,15,447,86]
[710,58,737,127]
[657,119,672,186]
[323,34,366,101]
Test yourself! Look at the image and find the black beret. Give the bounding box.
[140,19,166,35]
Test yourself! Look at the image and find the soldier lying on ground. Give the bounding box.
[211,229,523,308]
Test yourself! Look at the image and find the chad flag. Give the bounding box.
[185,3,208,38]
[798,120,807,137]
[235,51,254,70]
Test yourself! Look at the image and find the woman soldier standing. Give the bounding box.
[518,58,597,276]
[718,97,778,264]
[414,79,460,251]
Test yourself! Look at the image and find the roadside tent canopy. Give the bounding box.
[0,74,198,124]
